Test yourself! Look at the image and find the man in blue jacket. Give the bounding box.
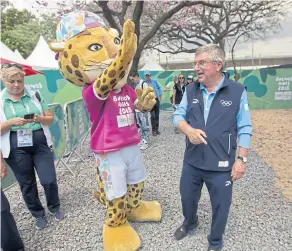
[144,71,162,136]
[172,44,252,251]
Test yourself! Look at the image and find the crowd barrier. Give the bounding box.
[2,99,91,190]
[48,103,76,177]
[63,98,91,165]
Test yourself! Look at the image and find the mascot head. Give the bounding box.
[49,10,123,87]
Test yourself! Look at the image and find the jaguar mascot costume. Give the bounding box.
[49,10,162,251]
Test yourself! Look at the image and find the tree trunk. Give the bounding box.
[219,39,225,52]
[131,55,140,72]
[129,46,142,74]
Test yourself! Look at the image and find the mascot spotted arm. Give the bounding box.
[49,11,162,251]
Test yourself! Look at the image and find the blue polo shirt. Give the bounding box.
[145,79,162,98]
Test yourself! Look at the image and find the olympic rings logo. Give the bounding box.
[220,100,232,106]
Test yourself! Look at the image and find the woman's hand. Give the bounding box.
[33,114,42,123]
[9,117,29,126]
[1,164,7,180]
[33,110,54,125]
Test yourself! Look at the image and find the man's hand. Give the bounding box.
[186,127,207,145]
[231,159,246,181]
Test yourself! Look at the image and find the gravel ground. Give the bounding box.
[4,111,292,251]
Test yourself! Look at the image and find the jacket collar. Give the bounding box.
[199,72,227,93]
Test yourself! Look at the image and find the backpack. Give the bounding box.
[141,81,147,90]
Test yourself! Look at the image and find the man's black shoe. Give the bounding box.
[174,224,188,240]
[174,221,199,240]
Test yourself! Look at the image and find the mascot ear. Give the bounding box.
[49,40,66,52]
[109,28,120,37]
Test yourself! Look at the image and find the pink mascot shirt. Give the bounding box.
[82,83,140,153]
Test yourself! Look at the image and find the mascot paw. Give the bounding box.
[122,19,137,59]
[136,86,157,111]
[127,201,162,222]
[103,221,141,251]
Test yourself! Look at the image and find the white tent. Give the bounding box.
[14,49,25,61]
[140,58,165,71]
[0,41,27,64]
[25,36,58,69]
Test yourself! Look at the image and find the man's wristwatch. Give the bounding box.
[237,156,247,163]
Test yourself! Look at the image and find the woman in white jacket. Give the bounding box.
[0,63,64,230]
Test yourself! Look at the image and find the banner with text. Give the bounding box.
[138,68,292,110]
[1,67,290,111]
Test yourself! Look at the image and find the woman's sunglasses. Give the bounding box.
[1,63,23,70]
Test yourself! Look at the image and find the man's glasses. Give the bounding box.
[193,60,217,68]
[179,77,184,79]
[1,63,23,70]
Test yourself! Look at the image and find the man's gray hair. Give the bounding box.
[195,44,226,69]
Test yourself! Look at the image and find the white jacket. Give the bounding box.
[0,88,53,158]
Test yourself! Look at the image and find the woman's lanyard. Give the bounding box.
[9,100,31,129]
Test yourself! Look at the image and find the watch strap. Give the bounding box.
[237,156,246,162]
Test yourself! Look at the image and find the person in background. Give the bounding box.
[144,71,162,136]
[166,75,178,108]
[0,64,65,230]
[165,75,177,91]
[172,74,187,134]
[186,75,195,85]
[1,151,25,251]
[172,44,252,251]
[130,71,149,150]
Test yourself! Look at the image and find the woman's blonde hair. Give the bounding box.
[0,66,25,81]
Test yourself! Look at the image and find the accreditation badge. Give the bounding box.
[17,129,33,147]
